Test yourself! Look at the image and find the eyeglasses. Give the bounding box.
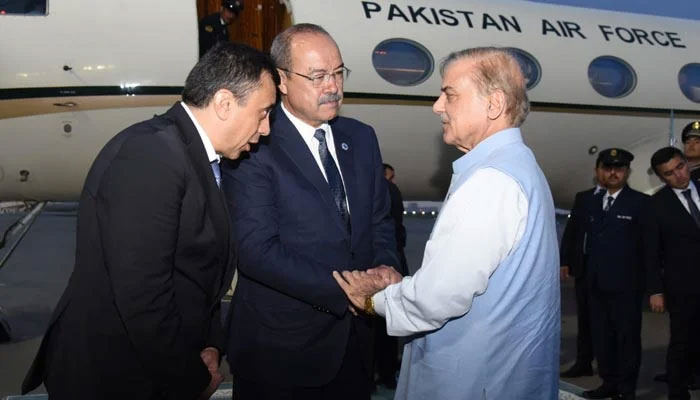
[279,66,351,87]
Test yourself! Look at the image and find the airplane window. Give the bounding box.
[678,63,700,103]
[587,56,637,98]
[372,39,434,86]
[507,48,541,90]
[0,0,47,15]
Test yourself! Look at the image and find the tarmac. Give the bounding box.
[0,205,697,399]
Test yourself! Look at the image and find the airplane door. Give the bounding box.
[196,0,289,52]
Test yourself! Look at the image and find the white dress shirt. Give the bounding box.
[373,168,528,336]
[601,187,622,210]
[180,102,220,164]
[280,102,349,212]
[672,180,700,214]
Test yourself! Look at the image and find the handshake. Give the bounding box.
[332,265,403,316]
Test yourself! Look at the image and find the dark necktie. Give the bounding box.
[603,195,614,212]
[314,129,351,231]
[211,160,221,188]
[682,189,700,228]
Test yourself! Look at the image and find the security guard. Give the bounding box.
[581,148,649,400]
[198,0,244,57]
[682,121,700,182]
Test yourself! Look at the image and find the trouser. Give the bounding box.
[666,294,700,400]
[374,317,399,384]
[234,328,372,400]
[589,288,642,395]
[574,275,594,365]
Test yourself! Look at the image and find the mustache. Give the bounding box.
[439,113,449,123]
[319,93,342,105]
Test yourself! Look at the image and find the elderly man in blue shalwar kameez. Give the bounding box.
[333,47,560,400]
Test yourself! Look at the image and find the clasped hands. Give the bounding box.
[332,265,402,315]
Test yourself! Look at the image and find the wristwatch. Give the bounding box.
[364,295,376,316]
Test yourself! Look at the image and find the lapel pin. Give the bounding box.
[341,143,349,151]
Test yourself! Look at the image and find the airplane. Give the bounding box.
[1,0,700,209]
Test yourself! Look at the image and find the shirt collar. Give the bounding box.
[605,187,624,200]
[281,102,330,141]
[452,127,522,174]
[672,180,697,197]
[180,102,220,164]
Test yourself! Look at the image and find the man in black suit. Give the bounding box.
[21,43,277,400]
[581,148,649,400]
[645,146,700,400]
[222,24,398,400]
[682,121,700,182]
[559,165,606,378]
[652,122,700,388]
[198,0,243,57]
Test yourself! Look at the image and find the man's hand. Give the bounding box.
[367,265,403,285]
[649,294,665,313]
[332,270,388,311]
[198,347,223,400]
[560,266,570,280]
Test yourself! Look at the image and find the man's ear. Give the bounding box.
[487,90,506,121]
[212,89,235,120]
[277,68,289,96]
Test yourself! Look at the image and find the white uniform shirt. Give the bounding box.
[601,187,622,210]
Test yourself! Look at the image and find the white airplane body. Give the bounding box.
[1,0,699,207]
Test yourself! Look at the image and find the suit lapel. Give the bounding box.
[663,186,700,233]
[165,104,231,269]
[272,108,350,235]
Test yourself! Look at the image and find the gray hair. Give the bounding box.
[270,23,335,71]
[440,47,530,127]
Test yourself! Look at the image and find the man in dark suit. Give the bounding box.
[198,0,243,57]
[559,166,606,378]
[370,163,408,390]
[383,163,408,277]
[21,43,277,400]
[652,122,700,389]
[645,146,700,400]
[221,24,398,400]
[581,148,649,400]
[682,121,700,182]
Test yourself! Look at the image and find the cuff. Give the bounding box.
[373,290,387,317]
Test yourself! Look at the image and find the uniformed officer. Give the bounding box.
[581,148,649,400]
[559,160,607,378]
[198,0,244,57]
[682,121,700,181]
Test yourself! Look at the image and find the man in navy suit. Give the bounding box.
[581,148,649,400]
[645,146,700,400]
[221,23,398,400]
[559,165,607,378]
